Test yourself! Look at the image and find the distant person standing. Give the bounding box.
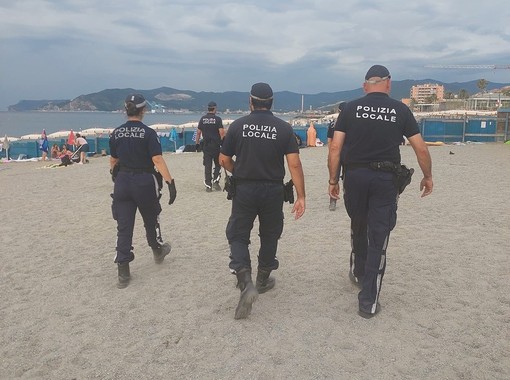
[109,94,177,289]
[219,83,306,319]
[40,130,49,161]
[327,101,346,211]
[328,65,433,318]
[196,101,225,192]
[75,133,89,164]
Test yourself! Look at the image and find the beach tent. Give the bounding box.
[149,123,178,131]
[80,128,113,137]
[20,134,42,140]
[47,130,72,139]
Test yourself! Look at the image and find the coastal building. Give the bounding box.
[410,83,445,104]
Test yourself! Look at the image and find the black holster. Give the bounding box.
[365,161,414,194]
[283,180,295,204]
[224,175,236,200]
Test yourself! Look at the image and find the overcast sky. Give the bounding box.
[1,0,509,110]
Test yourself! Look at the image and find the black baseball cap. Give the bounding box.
[250,83,273,100]
[208,101,217,108]
[365,65,390,81]
[125,94,146,108]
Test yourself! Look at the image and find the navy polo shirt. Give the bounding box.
[198,113,224,144]
[335,92,420,164]
[221,110,299,181]
[109,120,162,169]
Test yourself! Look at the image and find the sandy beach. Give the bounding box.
[1,143,509,379]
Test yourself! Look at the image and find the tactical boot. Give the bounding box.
[234,269,258,319]
[204,181,213,193]
[117,262,131,289]
[256,269,275,294]
[152,242,171,264]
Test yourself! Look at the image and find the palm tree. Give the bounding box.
[477,79,488,93]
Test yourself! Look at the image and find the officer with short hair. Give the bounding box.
[196,101,225,192]
[109,94,177,289]
[328,65,433,318]
[219,82,306,319]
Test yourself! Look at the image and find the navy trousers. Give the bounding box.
[111,171,163,263]
[202,143,221,186]
[226,181,284,273]
[343,168,398,314]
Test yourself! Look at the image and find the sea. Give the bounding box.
[0,111,298,138]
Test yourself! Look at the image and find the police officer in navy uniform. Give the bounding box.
[328,65,433,318]
[219,83,306,319]
[327,101,346,211]
[110,94,177,289]
[196,101,225,192]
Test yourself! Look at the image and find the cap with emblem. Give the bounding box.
[365,65,391,81]
[125,94,146,109]
[250,83,273,100]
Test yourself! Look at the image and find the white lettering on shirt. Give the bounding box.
[115,126,146,139]
[241,124,277,140]
[355,105,397,122]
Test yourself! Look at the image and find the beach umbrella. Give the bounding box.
[3,135,9,160]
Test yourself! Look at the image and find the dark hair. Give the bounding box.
[251,97,273,110]
[125,101,145,117]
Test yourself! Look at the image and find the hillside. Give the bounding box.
[8,80,509,113]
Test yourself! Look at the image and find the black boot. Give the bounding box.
[117,262,130,289]
[256,269,275,294]
[152,242,171,264]
[234,269,258,319]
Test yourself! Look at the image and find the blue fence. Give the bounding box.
[2,125,331,159]
[420,117,507,143]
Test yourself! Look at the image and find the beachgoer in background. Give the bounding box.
[40,130,49,161]
[327,101,346,211]
[50,144,60,159]
[58,144,73,166]
[75,133,89,164]
[109,93,177,289]
[328,65,433,318]
[219,82,306,319]
[196,101,225,192]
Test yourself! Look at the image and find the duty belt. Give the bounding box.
[344,161,400,172]
[119,166,154,174]
[234,178,283,185]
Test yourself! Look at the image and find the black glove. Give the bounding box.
[166,179,177,205]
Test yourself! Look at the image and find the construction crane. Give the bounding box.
[425,64,510,69]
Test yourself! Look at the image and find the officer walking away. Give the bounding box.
[327,101,346,211]
[219,83,306,319]
[328,65,433,318]
[196,101,225,192]
[109,94,177,289]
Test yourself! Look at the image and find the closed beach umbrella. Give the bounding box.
[67,130,75,146]
[3,135,9,160]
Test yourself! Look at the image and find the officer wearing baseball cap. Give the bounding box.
[109,93,177,288]
[219,82,306,319]
[195,100,225,192]
[328,65,433,318]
